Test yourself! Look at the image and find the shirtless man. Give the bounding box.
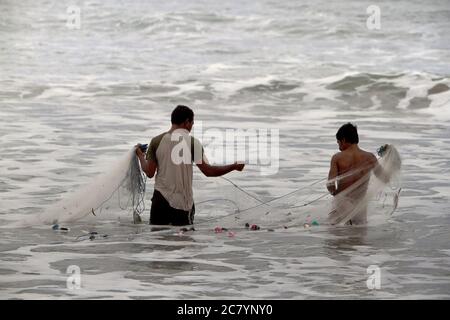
[327,123,388,225]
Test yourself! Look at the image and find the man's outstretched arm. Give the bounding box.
[197,162,245,177]
[327,155,338,195]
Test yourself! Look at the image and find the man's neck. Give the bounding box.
[169,124,188,133]
[346,144,360,152]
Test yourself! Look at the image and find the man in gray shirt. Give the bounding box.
[136,105,245,226]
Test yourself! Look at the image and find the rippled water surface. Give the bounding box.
[1,0,449,299]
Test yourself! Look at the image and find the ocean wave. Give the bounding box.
[324,72,450,112]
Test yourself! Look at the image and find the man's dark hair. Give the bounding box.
[171,105,194,125]
[336,123,359,144]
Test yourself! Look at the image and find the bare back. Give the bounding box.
[329,145,377,194]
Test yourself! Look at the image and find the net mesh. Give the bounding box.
[13,145,401,229]
[18,147,147,226]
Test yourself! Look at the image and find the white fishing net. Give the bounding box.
[326,144,402,225]
[16,147,147,227]
[12,144,401,229]
[204,145,402,229]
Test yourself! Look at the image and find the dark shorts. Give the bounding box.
[150,189,195,226]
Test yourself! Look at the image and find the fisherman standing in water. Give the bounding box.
[327,123,391,225]
[136,105,245,226]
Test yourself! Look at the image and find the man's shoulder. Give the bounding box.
[191,136,202,145]
[360,149,376,160]
[356,149,377,167]
[151,132,168,141]
[149,132,169,152]
[332,152,343,160]
[190,136,204,154]
[150,132,168,144]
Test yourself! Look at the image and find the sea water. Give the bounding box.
[0,0,449,299]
